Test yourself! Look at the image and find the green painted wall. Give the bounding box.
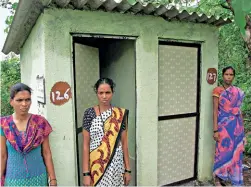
[20,15,47,116]
[21,8,219,186]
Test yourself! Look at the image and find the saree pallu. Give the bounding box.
[213,86,245,186]
[89,107,128,186]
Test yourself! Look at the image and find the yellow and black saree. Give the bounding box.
[86,107,128,186]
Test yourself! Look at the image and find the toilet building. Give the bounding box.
[2,0,231,185]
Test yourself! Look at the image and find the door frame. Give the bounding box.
[158,40,201,186]
[72,34,138,186]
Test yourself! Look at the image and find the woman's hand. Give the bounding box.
[83,176,91,187]
[49,179,57,186]
[42,138,57,186]
[123,172,131,186]
[244,137,247,146]
[213,132,220,142]
[1,176,5,186]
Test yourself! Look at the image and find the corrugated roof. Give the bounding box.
[2,0,231,54]
[48,0,232,25]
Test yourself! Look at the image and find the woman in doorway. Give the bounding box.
[0,83,57,186]
[82,78,131,186]
[212,66,246,186]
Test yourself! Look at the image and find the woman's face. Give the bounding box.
[223,68,234,85]
[97,83,113,106]
[10,90,31,115]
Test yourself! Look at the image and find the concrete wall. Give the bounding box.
[100,40,136,185]
[42,16,77,186]
[20,15,46,116]
[21,8,219,185]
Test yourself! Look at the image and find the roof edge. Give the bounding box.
[2,0,51,54]
[2,0,232,55]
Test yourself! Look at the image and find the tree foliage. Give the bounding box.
[0,0,18,33]
[245,134,251,155]
[1,1,20,116]
[218,23,251,132]
[0,57,20,116]
[231,0,251,36]
[196,0,251,132]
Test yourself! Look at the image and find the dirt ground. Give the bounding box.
[243,155,251,186]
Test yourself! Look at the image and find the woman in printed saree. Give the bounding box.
[212,66,247,186]
[82,78,131,186]
[0,83,57,186]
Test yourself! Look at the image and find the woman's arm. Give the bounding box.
[82,130,90,172]
[213,96,219,131]
[121,130,130,170]
[82,130,91,186]
[42,137,57,186]
[213,96,220,142]
[121,119,131,186]
[240,113,245,125]
[0,136,7,178]
[240,113,248,145]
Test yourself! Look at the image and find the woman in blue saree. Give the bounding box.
[212,66,247,186]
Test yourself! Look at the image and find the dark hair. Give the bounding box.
[222,66,235,76]
[10,83,32,99]
[94,78,116,93]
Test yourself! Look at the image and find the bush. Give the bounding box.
[0,57,20,116]
[245,134,251,155]
[218,23,251,133]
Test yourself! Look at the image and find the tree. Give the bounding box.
[224,1,251,64]
[218,23,251,132]
[214,0,251,69]
[0,0,20,116]
[0,0,18,33]
[195,0,251,132]
[0,57,20,116]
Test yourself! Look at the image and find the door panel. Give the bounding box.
[74,43,99,183]
[158,43,200,185]
[158,117,196,185]
[158,45,198,116]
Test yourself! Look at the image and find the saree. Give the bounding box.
[0,114,52,186]
[84,107,128,186]
[213,86,245,186]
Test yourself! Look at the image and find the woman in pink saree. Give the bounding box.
[212,66,246,186]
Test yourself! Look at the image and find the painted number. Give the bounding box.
[207,73,217,82]
[51,88,70,102]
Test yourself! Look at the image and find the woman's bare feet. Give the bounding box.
[214,176,222,187]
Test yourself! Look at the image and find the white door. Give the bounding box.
[158,42,200,185]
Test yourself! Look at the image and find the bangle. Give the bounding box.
[83,172,91,176]
[49,179,57,183]
[125,169,131,173]
[214,130,218,133]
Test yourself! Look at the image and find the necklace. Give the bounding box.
[98,105,112,133]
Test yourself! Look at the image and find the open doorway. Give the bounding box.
[72,35,137,186]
